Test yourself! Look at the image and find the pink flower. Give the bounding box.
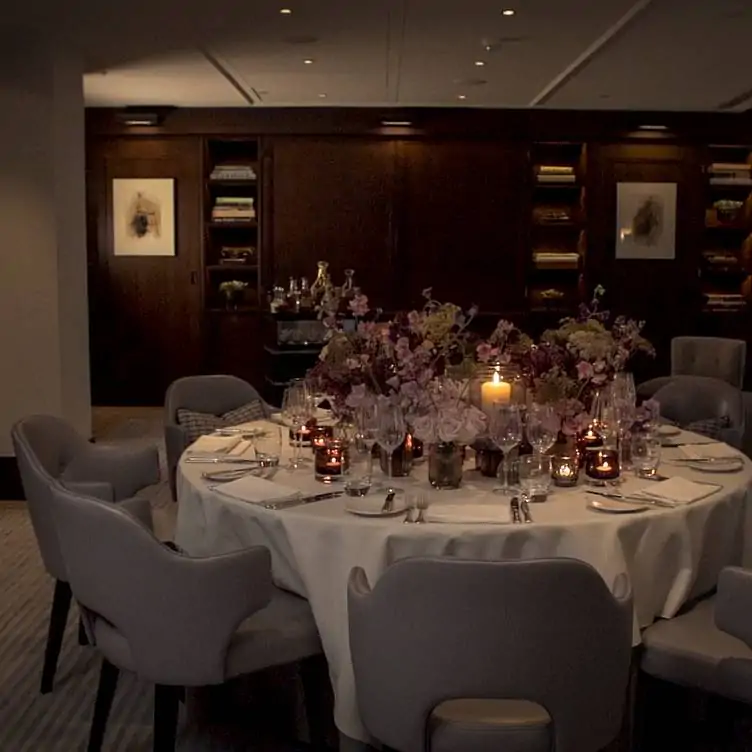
[476,343,500,364]
[349,293,370,317]
[576,361,594,380]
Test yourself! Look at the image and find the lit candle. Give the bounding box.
[552,455,579,487]
[481,369,511,411]
[585,449,620,482]
[315,439,349,481]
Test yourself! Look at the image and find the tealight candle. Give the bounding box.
[576,424,604,467]
[315,439,349,483]
[311,425,334,453]
[551,455,579,487]
[290,420,314,446]
[585,449,620,483]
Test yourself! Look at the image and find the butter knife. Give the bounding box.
[263,490,344,510]
[586,490,674,508]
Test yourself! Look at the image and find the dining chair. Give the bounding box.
[638,336,747,399]
[11,414,159,694]
[652,375,745,448]
[164,374,273,500]
[639,567,752,747]
[348,557,633,752]
[49,483,325,752]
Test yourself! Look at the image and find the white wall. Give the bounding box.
[0,37,91,454]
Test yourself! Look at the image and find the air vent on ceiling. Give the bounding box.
[453,78,488,87]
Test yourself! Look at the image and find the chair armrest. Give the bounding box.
[118,496,154,531]
[62,479,115,502]
[715,567,752,647]
[63,443,161,501]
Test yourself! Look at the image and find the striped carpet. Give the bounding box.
[0,409,312,751]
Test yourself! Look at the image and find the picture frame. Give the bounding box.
[112,178,176,256]
[615,182,677,260]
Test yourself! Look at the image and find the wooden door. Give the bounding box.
[397,140,528,314]
[88,138,204,405]
[269,138,397,309]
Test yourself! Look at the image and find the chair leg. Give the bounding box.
[300,654,332,750]
[40,579,72,694]
[153,684,181,752]
[88,659,119,752]
[78,618,89,646]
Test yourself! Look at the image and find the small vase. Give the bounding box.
[428,442,464,489]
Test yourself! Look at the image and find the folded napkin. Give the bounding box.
[425,503,512,525]
[187,435,242,455]
[214,475,301,505]
[633,477,721,506]
[227,439,254,458]
[679,443,741,461]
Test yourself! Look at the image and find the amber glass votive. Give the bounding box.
[576,425,604,467]
[310,425,334,453]
[551,455,579,487]
[585,449,620,483]
[289,418,316,446]
[315,439,350,483]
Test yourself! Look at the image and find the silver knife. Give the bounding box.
[520,497,533,523]
[510,497,522,523]
[263,490,344,510]
[586,490,673,508]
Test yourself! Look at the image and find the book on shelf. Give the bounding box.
[210,164,257,181]
[536,174,577,184]
[709,177,752,186]
[704,292,746,309]
[536,165,575,174]
[533,252,579,269]
[211,196,256,221]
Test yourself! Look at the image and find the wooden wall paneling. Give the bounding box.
[269,137,398,308]
[88,137,204,405]
[397,140,528,314]
[587,143,705,379]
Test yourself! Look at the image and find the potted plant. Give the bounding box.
[218,280,248,310]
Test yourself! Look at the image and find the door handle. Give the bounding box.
[190,271,198,285]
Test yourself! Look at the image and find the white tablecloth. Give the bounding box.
[175,422,752,743]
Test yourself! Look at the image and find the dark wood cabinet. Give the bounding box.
[87,138,204,405]
[269,138,397,306]
[397,141,528,312]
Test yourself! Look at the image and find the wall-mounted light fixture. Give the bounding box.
[115,107,174,127]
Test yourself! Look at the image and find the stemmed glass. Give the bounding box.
[355,403,380,483]
[376,402,406,488]
[488,403,523,494]
[526,403,558,458]
[282,380,312,470]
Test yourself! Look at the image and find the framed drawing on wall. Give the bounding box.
[615,182,677,260]
[112,178,176,256]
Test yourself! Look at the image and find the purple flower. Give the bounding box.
[349,293,370,317]
[476,343,499,364]
[576,361,594,380]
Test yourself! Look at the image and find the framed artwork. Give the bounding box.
[615,182,677,260]
[112,178,176,256]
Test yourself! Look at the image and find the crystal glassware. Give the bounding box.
[282,380,312,470]
[526,403,559,458]
[488,403,523,494]
[632,433,662,478]
[355,403,379,483]
[375,402,406,487]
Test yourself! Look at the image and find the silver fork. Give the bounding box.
[510,497,522,524]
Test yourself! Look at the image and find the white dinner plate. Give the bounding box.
[587,499,650,514]
[685,458,744,474]
[656,424,681,438]
[345,497,409,517]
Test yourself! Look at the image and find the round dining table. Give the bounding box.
[175,420,752,745]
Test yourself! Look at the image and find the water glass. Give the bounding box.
[488,404,523,494]
[282,380,312,469]
[355,403,380,482]
[632,434,662,478]
[253,426,282,468]
[526,403,559,457]
[517,455,552,500]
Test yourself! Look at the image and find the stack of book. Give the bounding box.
[704,292,746,310]
[536,165,576,184]
[210,164,257,181]
[703,251,740,269]
[211,197,255,223]
[708,163,752,186]
[533,251,579,270]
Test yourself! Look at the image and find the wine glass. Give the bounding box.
[526,403,558,458]
[376,402,406,489]
[613,372,637,407]
[282,380,311,470]
[488,404,523,494]
[355,403,380,483]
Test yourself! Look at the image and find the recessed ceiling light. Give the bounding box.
[474,60,486,67]
[303,58,314,64]
[458,94,467,100]
[318,93,327,98]
[639,124,668,131]
[280,7,292,14]
[501,8,516,16]
[382,120,412,127]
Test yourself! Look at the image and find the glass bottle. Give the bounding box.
[287,277,301,312]
[342,269,355,298]
[299,277,312,310]
[310,261,331,302]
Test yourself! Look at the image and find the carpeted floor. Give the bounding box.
[0,408,314,751]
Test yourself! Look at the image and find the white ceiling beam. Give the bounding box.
[200,47,256,105]
[387,0,410,102]
[528,0,656,107]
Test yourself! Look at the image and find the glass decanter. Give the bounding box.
[310,261,331,302]
[342,269,355,298]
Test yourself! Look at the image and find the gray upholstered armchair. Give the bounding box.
[49,484,324,752]
[348,557,633,752]
[164,374,273,501]
[652,375,745,448]
[638,336,746,400]
[11,414,159,694]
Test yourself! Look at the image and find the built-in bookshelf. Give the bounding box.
[203,138,261,313]
[528,141,587,316]
[700,145,752,315]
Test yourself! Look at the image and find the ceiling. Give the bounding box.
[77,0,752,111]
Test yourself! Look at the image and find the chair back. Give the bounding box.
[164,374,263,424]
[653,375,744,447]
[11,415,88,580]
[49,483,273,686]
[348,557,632,752]
[672,336,746,389]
